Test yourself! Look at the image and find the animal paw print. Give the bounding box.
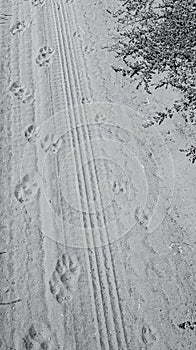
[22,322,58,350]
[10,81,24,98]
[81,97,91,104]
[32,0,45,6]
[10,21,26,35]
[48,138,62,154]
[73,27,85,40]
[95,113,106,122]
[83,39,95,54]
[14,173,39,204]
[112,179,126,194]
[36,46,55,67]
[41,133,62,154]
[49,254,81,304]
[141,323,158,346]
[24,124,40,143]
[9,82,34,104]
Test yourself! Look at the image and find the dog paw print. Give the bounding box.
[73,27,85,40]
[24,124,40,143]
[10,21,27,35]
[36,46,55,67]
[81,97,91,104]
[49,254,81,304]
[14,173,39,204]
[48,138,63,154]
[83,40,95,54]
[22,322,58,350]
[41,133,62,154]
[95,113,106,123]
[112,179,126,194]
[40,133,54,152]
[9,82,34,104]
[141,323,159,346]
[32,0,45,6]
[10,81,24,99]
[22,90,34,104]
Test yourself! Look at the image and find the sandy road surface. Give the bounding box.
[0,0,196,349]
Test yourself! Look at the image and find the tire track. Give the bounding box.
[73,0,110,101]
[44,2,108,348]
[33,4,79,349]
[42,1,113,348]
[57,2,130,349]
[52,2,128,349]
[38,3,103,349]
[58,3,93,103]
[34,4,77,349]
[51,4,117,349]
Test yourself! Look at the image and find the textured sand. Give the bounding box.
[0,0,196,349]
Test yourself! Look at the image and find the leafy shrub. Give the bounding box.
[111,0,196,125]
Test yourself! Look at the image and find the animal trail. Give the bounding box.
[24,124,40,143]
[14,173,39,204]
[22,321,58,350]
[9,82,34,104]
[49,254,81,304]
[36,46,55,67]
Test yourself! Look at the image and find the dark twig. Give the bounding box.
[0,299,22,305]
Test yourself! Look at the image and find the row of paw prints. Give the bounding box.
[0,322,159,349]
[10,0,45,38]
[21,322,59,350]
[9,46,55,103]
[0,254,80,349]
[8,2,77,349]
[48,253,159,348]
[9,45,92,102]
[14,124,62,204]
[14,120,129,204]
[9,0,76,37]
[1,252,159,348]
[10,0,55,67]
[0,321,59,350]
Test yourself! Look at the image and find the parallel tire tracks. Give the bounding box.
[49,1,129,348]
